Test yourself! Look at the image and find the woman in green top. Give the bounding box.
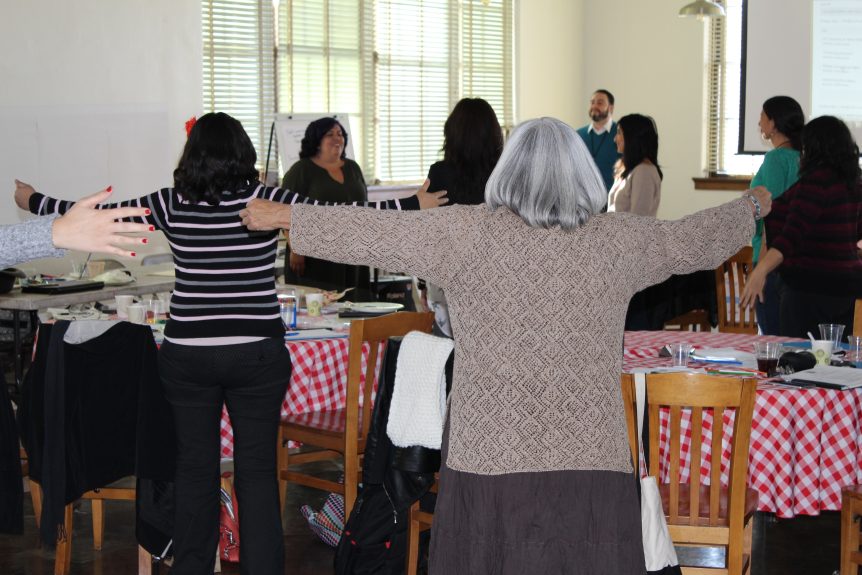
[282,117,372,298]
[750,96,803,334]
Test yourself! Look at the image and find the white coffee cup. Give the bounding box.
[811,339,833,365]
[306,293,324,317]
[115,294,135,319]
[126,303,147,324]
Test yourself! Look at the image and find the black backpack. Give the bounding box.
[334,337,452,575]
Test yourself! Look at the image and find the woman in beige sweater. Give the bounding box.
[607,113,662,216]
[240,118,769,574]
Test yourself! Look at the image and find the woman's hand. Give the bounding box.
[240,199,291,230]
[14,179,35,210]
[50,188,153,257]
[289,252,305,276]
[745,185,772,219]
[416,179,449,209]
[740,264,767,308]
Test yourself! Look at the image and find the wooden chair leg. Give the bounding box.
[54,504,73,575]
[91,498,105,550]
[343,451,358,522]
[30,480,43,529]
[406,501,421,575]
[840,491,860,575]
[137,545,154,575]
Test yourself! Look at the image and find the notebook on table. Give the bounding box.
[782,365,862,390]
[21,280,105,295]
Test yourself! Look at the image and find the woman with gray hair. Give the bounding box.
[240,117,770,573]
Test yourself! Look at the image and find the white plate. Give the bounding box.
[350,302,404,312]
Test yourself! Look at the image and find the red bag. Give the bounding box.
[219,472,240,562]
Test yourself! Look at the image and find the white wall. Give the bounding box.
[515,0,583,127]
[518,2,740,219]
[0,0,200,268]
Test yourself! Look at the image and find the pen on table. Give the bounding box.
[285,331,300,336]
[707,369,764,377]
[79,253,92,280]
[693,358,743,365]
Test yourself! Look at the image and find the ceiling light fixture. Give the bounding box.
[678,0,726,21]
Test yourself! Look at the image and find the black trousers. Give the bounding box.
[779,283,855,339]
[159,338,291,575]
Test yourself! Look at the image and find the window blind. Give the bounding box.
[706,0,761,175]
[202,0,514,184]
[202,0,275,170]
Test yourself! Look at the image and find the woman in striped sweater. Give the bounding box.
[741,115,862,338]
[15,112,445,575]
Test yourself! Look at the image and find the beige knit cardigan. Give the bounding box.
[291,198,754,475]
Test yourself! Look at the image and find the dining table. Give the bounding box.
[224,328,862,519]
[624,330,862,518]
[0,265,175,384]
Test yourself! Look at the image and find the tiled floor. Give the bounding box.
[0,486,844,575]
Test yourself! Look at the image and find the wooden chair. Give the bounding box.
[841,485,862,575]
[621,372,758,575]
[28,478,144,575]
[277,311,434,521]
[664,309,711,332]
[715,246,757,334]
[21,321,158,575]
[406,474,438,575]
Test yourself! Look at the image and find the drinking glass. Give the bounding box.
[818,323,845,346]
[668,343,693,367]
[753,341,782,377]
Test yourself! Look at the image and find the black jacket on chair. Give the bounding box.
[335,336,453,575]
[18,321,172,547]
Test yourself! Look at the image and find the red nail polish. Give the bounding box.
[149,225,155,232]
[130,252,136,257]
[145,209,151,215]
[142,238,148,244]
[106,186,112,192]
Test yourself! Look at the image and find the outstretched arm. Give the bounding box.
[13,182,153,258]
[242,179,447,232]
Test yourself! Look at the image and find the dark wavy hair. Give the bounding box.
[617,113,662,180]
[441,98,504,204]
[594,89,615,106]
[299,117,348,160]
[173,113,258,205]
[799,115,861,187]
[762,96,804,151]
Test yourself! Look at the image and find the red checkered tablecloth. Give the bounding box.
[625,330,862,518]
[219,338,378,458]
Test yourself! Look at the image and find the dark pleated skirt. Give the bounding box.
[429,424,646,575]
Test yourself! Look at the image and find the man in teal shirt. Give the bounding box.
[576,89,620,193]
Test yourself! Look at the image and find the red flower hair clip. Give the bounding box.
[185,116,197,138]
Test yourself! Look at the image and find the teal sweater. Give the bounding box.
[577,122,619,191]
[750,147,799,262]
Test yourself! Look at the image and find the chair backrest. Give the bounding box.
[854,299,862,337]
[663,309,710,332]
[715,246,757,334]
[620,372,756,527]
[345,312,434,445]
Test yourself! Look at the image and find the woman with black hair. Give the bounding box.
[607,113,662,216]
[608,114,663,329]
[281,117,371,297]
[749,95,804,334]
[426,98,504,205]
[16,112,445,575]
[422,98,503,336]
[741,115,862,337]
